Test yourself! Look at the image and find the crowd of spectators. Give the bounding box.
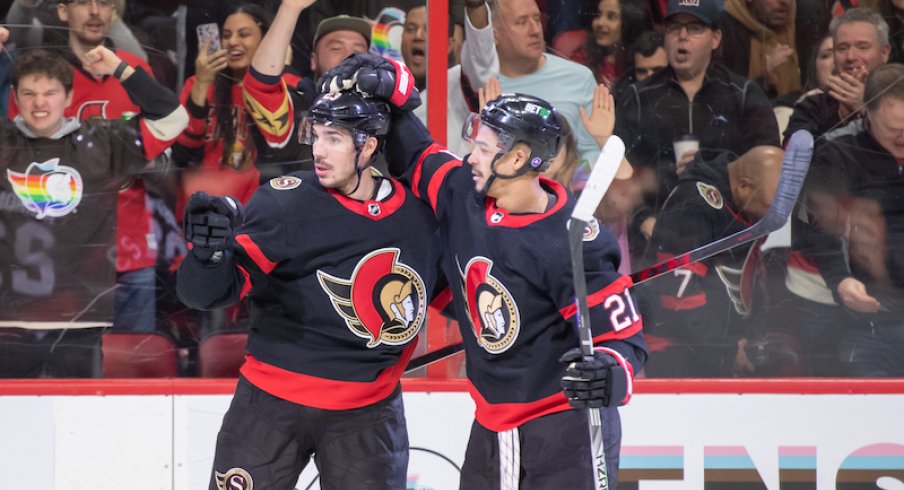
[0,0,902,379]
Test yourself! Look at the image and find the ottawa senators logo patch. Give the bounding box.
[460,257,520,354]
[269,176,302,190]
[317,248,426,347]
[215,467,253,490]
[696,181,723,209]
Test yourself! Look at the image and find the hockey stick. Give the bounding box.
[405,130,814,372]
[567,135,628,490]
[405,137,627,373]
[629,130,813,284]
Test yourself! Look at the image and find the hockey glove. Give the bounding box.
[183,192,244,262]
[560,347,633,409]
[318,52,421,111]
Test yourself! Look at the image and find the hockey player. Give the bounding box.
[0,34,188,376]
[642,146,784,377]
[320,53,647,489]
[176,88,439,489]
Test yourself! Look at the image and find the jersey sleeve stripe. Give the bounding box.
[235,234,277,274]
[559,274,634,320]
[427,159,462,214]
[660,292,706,310]
[237,264,252,299]
[592,321,642,342]
[412,143,445,198]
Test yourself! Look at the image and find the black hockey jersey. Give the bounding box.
[0,68,184,328]
[386,111,647,432]
[642,153,764,376]
[177,172,439,410]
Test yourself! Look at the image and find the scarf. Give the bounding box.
[724,0,801,96]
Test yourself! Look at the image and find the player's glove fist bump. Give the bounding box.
[559,347,633,409]
[318,53,421,112]
[184,192,244,261]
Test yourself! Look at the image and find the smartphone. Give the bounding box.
[196,23,221,55]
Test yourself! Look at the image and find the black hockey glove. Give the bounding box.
[183,192,244,262]
[559,347,632,409]
[317,52,421,111]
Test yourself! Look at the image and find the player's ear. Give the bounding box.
[360,135,379,164]
[510,143,530,172]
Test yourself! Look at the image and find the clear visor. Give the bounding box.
[461,113,514,153]
[299,116,317,145]
[299,117,367,148]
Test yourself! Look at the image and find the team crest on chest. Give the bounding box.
[7,158,83,219]
[215,467,253,490]
[696,181,724,209]
[269,176,301,190]
[460,257,521,353]
[317,248,426,347]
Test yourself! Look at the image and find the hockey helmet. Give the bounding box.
[301,90,391,148]
[462,94,565,172]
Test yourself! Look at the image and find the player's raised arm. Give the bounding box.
[243,0,314,149]
[319,53,463,213]
[252,0,314,76]
[83,45,188,159]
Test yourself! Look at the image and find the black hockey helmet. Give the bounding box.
[300,90,391,149]
[463,93,565,172]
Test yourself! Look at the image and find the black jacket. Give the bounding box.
[615,62,780,209]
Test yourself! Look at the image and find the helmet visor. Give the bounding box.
[461,113,515,153]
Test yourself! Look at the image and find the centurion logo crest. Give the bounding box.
[317,248,426,347]
[460,257,520,353]
[7,158,83,219]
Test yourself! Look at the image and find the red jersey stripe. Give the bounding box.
[235,234,277,274]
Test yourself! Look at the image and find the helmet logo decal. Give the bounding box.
[460,256,520,353]
[269,176,302,190]
[523,102,551,117]
[317,248,426,347]
[7,158,83,219]
[215,467,253,490]
[530,156,542,168]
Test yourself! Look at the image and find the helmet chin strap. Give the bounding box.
[342,147,367,197]
[479,150,534,197]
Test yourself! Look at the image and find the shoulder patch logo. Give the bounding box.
[7,158,83,219]
[583,217,600,241]
[317,248,426,347]
[215,467,253,490]
[269,176,301,190]
[460,256,521,354]
[696,181,723,209]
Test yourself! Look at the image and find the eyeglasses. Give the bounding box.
[68,0,115,9]
[665,21,709,37]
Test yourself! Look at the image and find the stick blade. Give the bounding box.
[572,136,625,222]
[760,130,814,231]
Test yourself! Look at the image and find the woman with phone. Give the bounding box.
[174,4,276,214]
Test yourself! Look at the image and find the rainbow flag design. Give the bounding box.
[7,158,83,219]
[369,7,405,62]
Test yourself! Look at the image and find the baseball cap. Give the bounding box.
[313,15,372,48]
[666,0,719,27]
